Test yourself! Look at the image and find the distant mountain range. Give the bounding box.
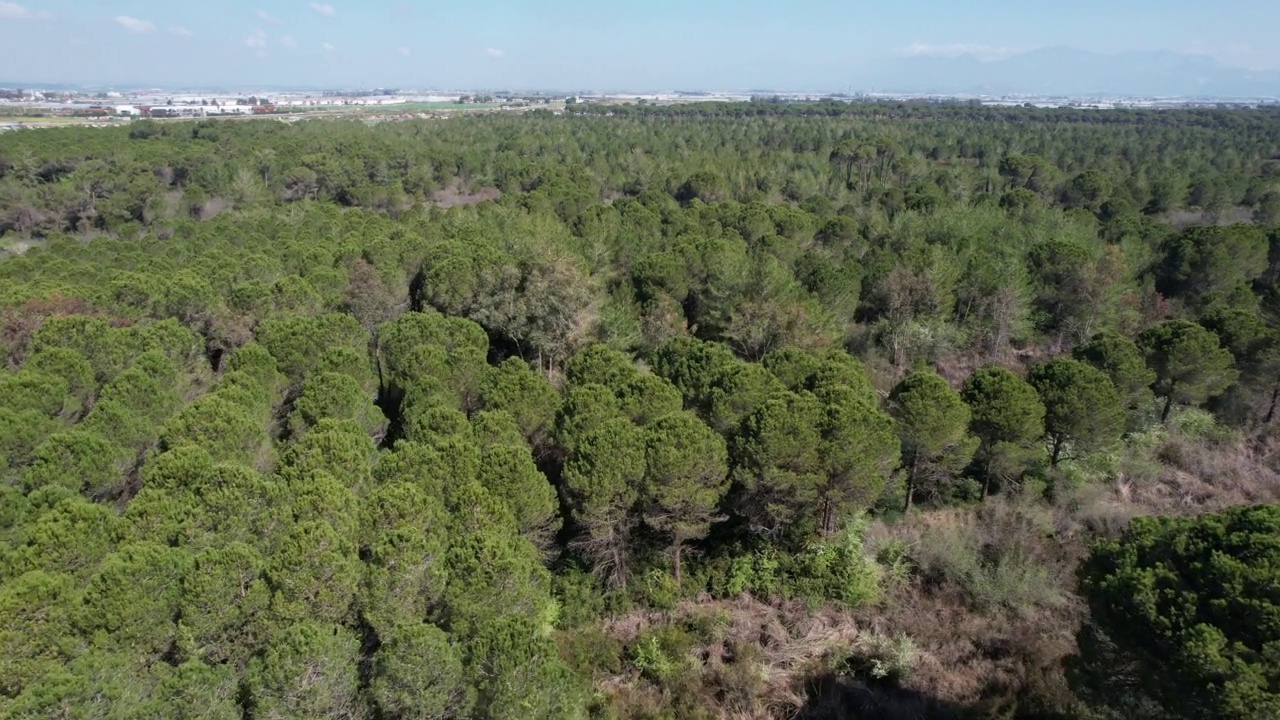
[853,46,1280,98]
[4,47,1278,99]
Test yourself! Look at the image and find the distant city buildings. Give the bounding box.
[0,86,1276,128]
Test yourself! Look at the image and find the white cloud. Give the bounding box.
[170,26,193,37]
[392,2,413,16]
[255,9,280,24]
[899,42,1021,62]
[0,2,51,20]
[322,42,335,52]
[398,46,411,57]
[245,29,268,49]
[115,15,157,34]
[309,3,336,17]
[281,34,298,49]
[484,47,504,58]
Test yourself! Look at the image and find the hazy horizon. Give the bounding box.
[3,1,1280,95]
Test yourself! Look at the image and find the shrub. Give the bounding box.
[680,608,733,645]
[785,518,883,608]
[636,568,680,612]
[858,631,918,682]
[556,626,624,677]
[1076,505,1280,719]
[907,501,1067,613]
[552,567,608,630]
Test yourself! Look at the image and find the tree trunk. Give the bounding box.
[1161,393,1175,423]
[1051,435,1063,467]
[673,543,682,587]
[903,465,916,514]
[1264,386,1280,425]
[613,542,627,591]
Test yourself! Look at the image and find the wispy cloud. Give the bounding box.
[170,26,193,37]
[0,2,52,20]
[309,3,336,17]
[392,2,413,16]
[398,46,411,57]
[245,29,268,49]
[1189,40,1258,68]
[115,16,158,34]
[484,47,504,58]
[281,34,298,49]
[899,42,1022,62]
[322,42,335,52]
[255,9,280,24]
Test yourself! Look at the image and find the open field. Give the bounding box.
[0,116,121,126]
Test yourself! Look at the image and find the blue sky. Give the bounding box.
[2,0,1277,89]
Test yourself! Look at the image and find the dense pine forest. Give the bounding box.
[2,101,1280,719]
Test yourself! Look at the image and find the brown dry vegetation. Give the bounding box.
[565,418,1280,720]
[429,178,502,208]
[566,595,963,720]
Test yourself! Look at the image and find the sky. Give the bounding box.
[2,0,1278,90]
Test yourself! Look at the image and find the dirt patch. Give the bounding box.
[1160,206,1255,228]
[429,179,502,208]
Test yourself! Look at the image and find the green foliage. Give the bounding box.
[479,356,561,443]
[80,352,183,451]
[180,543,272,667]
[470,409,526,447]
[815,384,901,529]
[478,442,559,547]
[785,518,883,607]
[651,336,780,432]
[630,631,682,682]
[223,342,286,397]
[3,103,1280,720]
[281,418,376,495]
[267,520,360,624]
[245,622,364,720]
[1030,358,1126,465]
[22,347,95,406]
[962,366,1046,494]
[1076,505,1280,719]
[0,408,60,471]
[287,370,386,439]
[888,370,977,511]
[159,392,264,465]
[158,661,243,720]
[379,309,488,406]
[1074,331,1157,413]
[562,416,646,588]
[554,382,624,452]
[370,622,472,720]
[78,542,190,657]
[1138,319,1239,421]
[1156,225,1269,308]
[440,528,559,635]
[255,312,368,382]
[464,614,587,720]
[359,483,451,633]
[0,371,70,417]
[732,390,824,536]
[0,570,79,699]
[17,496,120,577]
[642,411,730,580]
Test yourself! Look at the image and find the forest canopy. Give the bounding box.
[2,101,1280,719]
